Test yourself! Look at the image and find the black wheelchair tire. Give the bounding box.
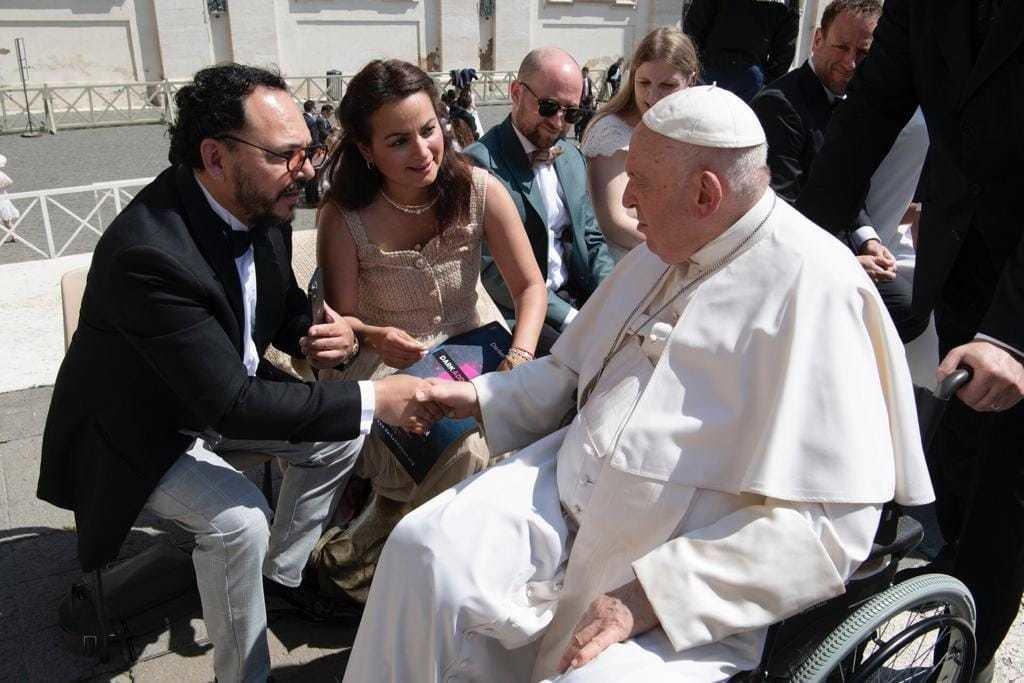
[791,573,976,683]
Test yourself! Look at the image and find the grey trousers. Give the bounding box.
[144,434,364,683]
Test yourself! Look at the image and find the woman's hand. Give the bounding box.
[367,326,427,369]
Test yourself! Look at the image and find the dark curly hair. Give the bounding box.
[168,63,289,169]
[325,59,472,232]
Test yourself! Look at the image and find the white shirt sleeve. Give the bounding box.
[357,380,375,436]
[632,497,881,653]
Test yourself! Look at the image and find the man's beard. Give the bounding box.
[523,120,566,151]
[233,166,302,227]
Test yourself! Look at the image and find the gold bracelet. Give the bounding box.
[506,346,535,363]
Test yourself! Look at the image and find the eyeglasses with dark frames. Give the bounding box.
[519,82,585,124]
[216,134,328,172]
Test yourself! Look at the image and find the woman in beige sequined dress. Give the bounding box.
[310,60,547,603]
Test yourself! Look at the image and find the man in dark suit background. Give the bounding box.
[464,48,614,354]
[797,1,1024,676]
[752,0,929,343]
[684,0,799,102]
[37,64,429,682]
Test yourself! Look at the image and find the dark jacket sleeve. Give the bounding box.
[795,0,917,232]
[765,8,800,82]
[108,244,362,442]
[683,0,716,54]
[751,89,809,204]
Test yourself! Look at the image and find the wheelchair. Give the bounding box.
[734,369,978,683]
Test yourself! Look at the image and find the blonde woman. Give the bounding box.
[582,28,699,260]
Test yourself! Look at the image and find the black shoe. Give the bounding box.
[263,577,362,624]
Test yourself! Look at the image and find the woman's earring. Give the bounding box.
[366,158,375,170]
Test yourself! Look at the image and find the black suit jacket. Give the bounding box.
[751,61,836,205]
[463,117,614,330]
[38,165,362,570]
[684,0,799,82]
[797,0,1024,351]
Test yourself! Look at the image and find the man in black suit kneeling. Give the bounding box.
[37,63,432,683]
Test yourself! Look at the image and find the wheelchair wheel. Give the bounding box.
[791,574,975,683]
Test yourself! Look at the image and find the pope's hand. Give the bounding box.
[417,378,481,421]
[300,302,358,370]
[937,340,1024,412]
[857,240,896,282]
[372,375,444,433]
[557,580,659,673]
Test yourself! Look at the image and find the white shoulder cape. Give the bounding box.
[551,192,934,506]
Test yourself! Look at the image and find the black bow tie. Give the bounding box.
[227,229,252,258]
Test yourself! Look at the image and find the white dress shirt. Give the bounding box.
[511,124,578,324]
[195,175,375,433]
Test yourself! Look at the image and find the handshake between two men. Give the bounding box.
[298,300,481,433]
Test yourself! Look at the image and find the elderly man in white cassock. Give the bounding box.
[341,86,935,683]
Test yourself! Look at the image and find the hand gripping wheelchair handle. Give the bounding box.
[936,367,972,401]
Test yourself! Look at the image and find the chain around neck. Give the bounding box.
[380,188,439,215]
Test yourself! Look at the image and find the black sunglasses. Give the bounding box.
[519,82,585,124]
[217,134,328,172]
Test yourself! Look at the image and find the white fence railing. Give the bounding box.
[1,69,594,135]
[1,178,154,260]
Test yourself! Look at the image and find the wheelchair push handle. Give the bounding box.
[936,366,972,401]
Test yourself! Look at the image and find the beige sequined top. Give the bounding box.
[324,165,505,381]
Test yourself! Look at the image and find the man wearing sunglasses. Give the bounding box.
[38,63,433,682]
[465,47,614,354]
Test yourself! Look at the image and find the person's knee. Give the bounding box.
[206,501,272,558]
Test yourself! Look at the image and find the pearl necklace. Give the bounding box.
[380,188,439,215]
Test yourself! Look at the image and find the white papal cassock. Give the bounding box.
[342,189,935,683]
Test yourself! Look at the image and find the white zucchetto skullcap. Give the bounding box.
[642,85,766,148]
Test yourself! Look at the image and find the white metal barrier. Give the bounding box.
[1,178,154,259]
[0,69,586,135]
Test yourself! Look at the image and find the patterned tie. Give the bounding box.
[530,146,564,167]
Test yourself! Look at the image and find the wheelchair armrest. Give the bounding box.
[867,512,924,564]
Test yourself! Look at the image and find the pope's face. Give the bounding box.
[623,125,724,264]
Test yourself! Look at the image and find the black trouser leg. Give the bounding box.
[932,306,1024,670]
[875,275,931,342]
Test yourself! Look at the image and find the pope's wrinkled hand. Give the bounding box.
[937,340,1024,412]
[558,580,659,673]
[373,375,445,433]
[300,302,358,369]
[417,378,481,421]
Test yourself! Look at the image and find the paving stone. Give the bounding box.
[0,387,51,442]
[0,531,81,586]
[22,625,119,682]
[0,587,23,644]
[0,641,30,682]
[14,569,80,634]
[5,496,76,533]
[0,435,43,504]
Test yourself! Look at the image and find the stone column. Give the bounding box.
[152,0,215,80]
[226,0,282,71]
[493,0,532,71]
[439,0,480,70]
